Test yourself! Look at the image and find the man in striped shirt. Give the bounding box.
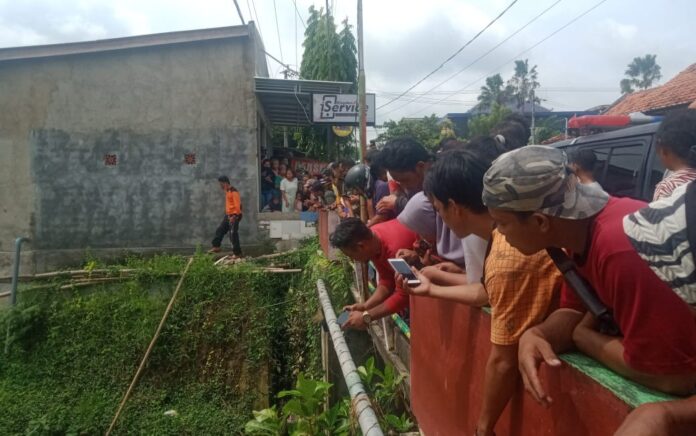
[653,109,696,200]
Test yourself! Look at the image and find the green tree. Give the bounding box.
[620,54,662,94]
[292,7,358,160]
[467,103,511,138]
[376,115,443,150]
[507,59,540,110]
[477,74,512,111]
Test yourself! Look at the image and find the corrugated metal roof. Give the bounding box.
[0,25,250,63]
[255,77,353,126]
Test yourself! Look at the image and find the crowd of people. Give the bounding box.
[327,109,696,436]
[260,157,364,214]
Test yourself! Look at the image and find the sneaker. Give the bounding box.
[208,247,222,253]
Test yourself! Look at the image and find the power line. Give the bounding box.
[233,0,246,24]
[379,0,563,117]
[272,0,284,63]
[290,0,307,30]
[250,0,263,34]
[404,0,611,118]
[377,0,519,110]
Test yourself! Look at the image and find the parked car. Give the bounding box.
[549,122,663,202]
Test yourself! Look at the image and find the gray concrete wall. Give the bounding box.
[0,35,265,274]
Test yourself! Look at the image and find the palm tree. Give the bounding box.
[477,74,511,111]
[507,59,540,111]
[620,54,662,94]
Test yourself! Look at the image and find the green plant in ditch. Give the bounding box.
[247,358,415,435]
[245,374,352,436]
[358,357,414,433]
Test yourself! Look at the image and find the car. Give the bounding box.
[549,122,663,202]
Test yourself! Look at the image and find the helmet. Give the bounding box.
[343,164,373,198]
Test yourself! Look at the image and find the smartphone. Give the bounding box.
[387,258,421,286]
[337,310,350,326]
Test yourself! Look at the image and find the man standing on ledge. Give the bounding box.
[209,176,243,257]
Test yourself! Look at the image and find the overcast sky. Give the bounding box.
[1,0,695,133]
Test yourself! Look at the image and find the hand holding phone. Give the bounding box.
[388,258,421,286]
[337,310,350,326]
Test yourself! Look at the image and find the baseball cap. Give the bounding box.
[482,145,609,220]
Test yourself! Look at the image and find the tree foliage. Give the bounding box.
[291,7,358,160]
[620,54,662,94]
[477,74,513,111]
[467,103,512,138]
[507,59,540,110]
[376,115,445,150]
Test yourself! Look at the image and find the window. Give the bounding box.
[580,143,647,198]
[646,151,666,200]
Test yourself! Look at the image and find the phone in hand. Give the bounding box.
[388,258,421,286]
[337,310,350,326]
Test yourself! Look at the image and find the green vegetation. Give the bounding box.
[0,240,353,435]
[245,357,414,435]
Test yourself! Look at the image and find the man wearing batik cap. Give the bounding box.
[482,145,696,405]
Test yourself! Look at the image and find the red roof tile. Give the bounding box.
[605,63,696,115]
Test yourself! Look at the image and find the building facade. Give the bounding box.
[0,24,270,274]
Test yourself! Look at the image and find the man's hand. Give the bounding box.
[343,303,366,312]
[396,248,419,265]
[518,328,562,407]
[376,194,397,213]
[228,215,238,224]
[341,310,368,331]
[398,267,432,297]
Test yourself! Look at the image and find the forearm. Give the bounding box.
[478,345,519,434]
[663,396,696,434]
[574,328,696,395]
[533,308,584,354]
[427,269,469,286]
[363,285,391,310]
[428,283,488,306]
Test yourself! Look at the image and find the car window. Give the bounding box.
[646,151,666,200]
[579,143,647,199]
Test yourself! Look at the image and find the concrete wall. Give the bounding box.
[0,33,265,274]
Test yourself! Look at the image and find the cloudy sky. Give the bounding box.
[2,0,694,132]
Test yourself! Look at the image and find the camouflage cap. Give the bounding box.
[482,145,609,219]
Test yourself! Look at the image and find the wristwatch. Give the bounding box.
[362,311,372,325]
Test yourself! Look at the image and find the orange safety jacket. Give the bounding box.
[225,189,242,216]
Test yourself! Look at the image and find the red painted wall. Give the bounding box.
[410,296,632,436]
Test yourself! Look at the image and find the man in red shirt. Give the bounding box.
[482,145,696,401]
[329,217,417,330]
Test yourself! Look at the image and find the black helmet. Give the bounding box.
[343,164,373,198]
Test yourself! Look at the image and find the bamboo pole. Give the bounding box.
[105,258,194,436]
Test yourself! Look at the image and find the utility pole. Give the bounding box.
[530,88,536,144]
[357,0,367,163]
[357,0,368,224]
[283,68,289,148]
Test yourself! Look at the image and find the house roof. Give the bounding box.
[605,63,696,115]
[0,25,251,63]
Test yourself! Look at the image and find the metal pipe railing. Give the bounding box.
[10,237,30,306]
[316,279,383,436]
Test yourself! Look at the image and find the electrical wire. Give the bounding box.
[290,0,308,30]
[273,0,285,64]
[379,0,564,117]
[377,0,519,110]
[250,0,262,34]
[404,0,611,118]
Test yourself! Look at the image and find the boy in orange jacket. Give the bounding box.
[209,176,243,256]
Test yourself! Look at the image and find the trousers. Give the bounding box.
[212,214,242,255]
